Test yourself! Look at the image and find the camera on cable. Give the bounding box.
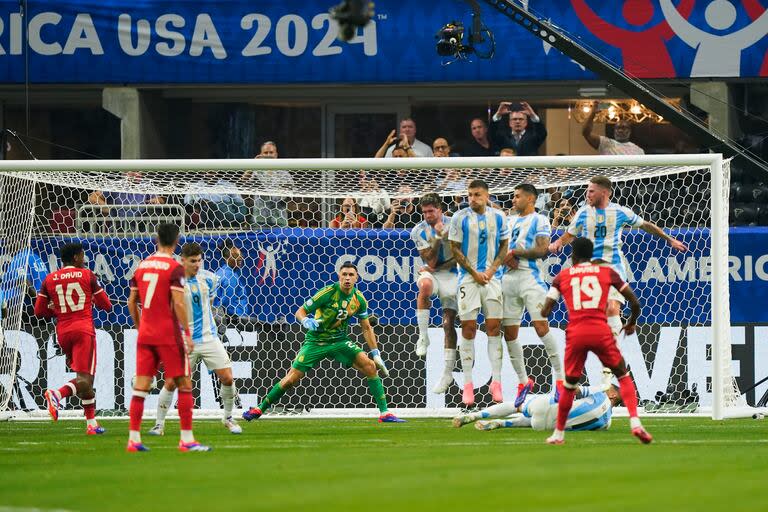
[329,0,374,41]
[435,1,495,65]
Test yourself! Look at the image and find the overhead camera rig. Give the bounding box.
[436,0,495,64]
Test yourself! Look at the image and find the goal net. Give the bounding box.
[0,154,753,420]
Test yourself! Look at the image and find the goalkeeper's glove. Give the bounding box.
[301,317,320,331]
[369,349,390,377]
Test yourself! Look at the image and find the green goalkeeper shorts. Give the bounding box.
[291,339,364,373]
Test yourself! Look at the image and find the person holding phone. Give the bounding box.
[331,197,368,229]
[491,101,547,156]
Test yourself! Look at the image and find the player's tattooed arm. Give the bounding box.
[639,221,688,252]
[485,238,509,278]
[451,240,483,283]
[548,231,575,253]
[511,235,549,260]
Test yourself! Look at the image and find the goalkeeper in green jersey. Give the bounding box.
[242,262,405,423]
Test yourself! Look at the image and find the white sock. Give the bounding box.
[417,310,430,338]
[87,418,98,427]
[480,402,518,418]
[156,386,175,426]
[540,331,564,381]
[129,430,141,443]
[487,335,503,381]
[459,337,475,384]
[630,416,643,430]
[443,348,457,375]
[506,338,528,382]
[221,384,236,420]
[180,430,195,443]
[607,316,623,345]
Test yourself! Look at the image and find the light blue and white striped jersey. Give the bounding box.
[523,389,612,431]
[566,202,643,280]
[185,269,220,345]
[410,215,456,273]
[448,206,510,284]
[506,212,551,286]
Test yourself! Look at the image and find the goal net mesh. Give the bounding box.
[0,157,746,419]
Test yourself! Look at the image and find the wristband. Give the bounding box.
[369,349,381,357]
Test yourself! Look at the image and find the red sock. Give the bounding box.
[129,393,146,432]
[177,390,193,431]
[556,386,576,431]
[82,397,96,420]
[58,379,77,399]
[618,374,640,418]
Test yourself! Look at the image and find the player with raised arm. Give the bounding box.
[548,175,686,347]
[36,242,112,435]
[541,237,652,445]
[449,179,509,405]
[126,223,210,452]
[148,242,241,436]
[502,184,563,407]
[411,193,459,394]
[453,372,619,432]
[242,262,404,423]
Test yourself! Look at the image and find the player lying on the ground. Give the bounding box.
[242,262,405,423]
[452,375,619,432]
[542,237,652,445]
[126,223,210,452]
[35,242,112,435]
[148,242,241,436]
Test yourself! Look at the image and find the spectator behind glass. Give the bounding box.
[432,137,452,157]
[249,141,293,227]
[87,171,165,217]
[184,171,247,229]
[375,130,415,158]
[491,101,547,156]
[383,118,433,158]
[464,118,499,156]
[358,176,391,228]
[213,240,251,322]
[551,197,576,229]
[582,101,644,155]
[331,197,368,228]
[383,185,420,229]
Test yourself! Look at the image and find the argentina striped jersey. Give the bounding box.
[448,206,510,284]
[566,202,643,280]
[410,215,456,273]
[523,389,613,431]
[507,212,551,287]
[185,269,220,345]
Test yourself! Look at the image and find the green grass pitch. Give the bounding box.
[0,417,766,511]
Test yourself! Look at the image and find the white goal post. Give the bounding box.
[0,153,756,420]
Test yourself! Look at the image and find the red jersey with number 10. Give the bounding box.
[129,253,185,346]
[35,267,112,336]
[551,263,627,335]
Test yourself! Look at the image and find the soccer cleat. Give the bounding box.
[432,373,454,394]
[86,424,106,435]
[490,380,503,403]
[462,382,475,406]
[43,389,60,422]
[546,430,565,445]
[378,412,406,423]
[415,335,430,357]
[178,440,212,452]
[147,424,165,436]
[126,440,150,452]
[452,414,474,428]
[632,426,653,444]
[514,378,534,408]
[223,417,242,434]
[242,407,262,421]
[475,420,504,431]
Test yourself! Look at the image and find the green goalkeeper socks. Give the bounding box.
[258,382,286,412]
[367,376,388,413]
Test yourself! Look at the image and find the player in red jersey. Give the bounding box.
[541,237,652,445]
[126,223,210,452]
[34,242,112,434]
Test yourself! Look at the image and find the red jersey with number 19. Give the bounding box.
[129,253,186,346]
[550,263,627,336]
[35,266,112,336]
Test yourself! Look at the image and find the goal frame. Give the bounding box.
[0,153,742,420]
